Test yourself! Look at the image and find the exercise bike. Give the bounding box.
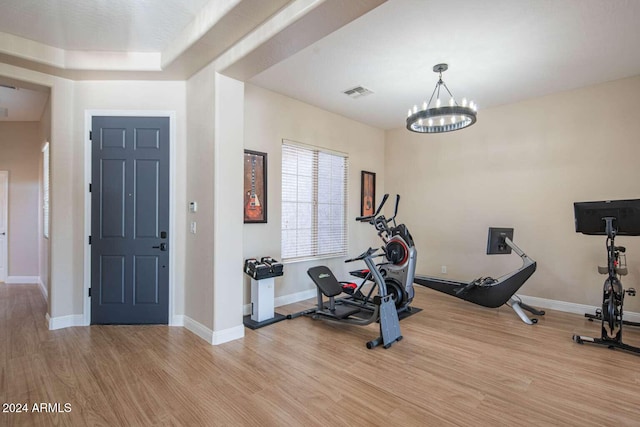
[573,208,640,355]
[584,242,640,328]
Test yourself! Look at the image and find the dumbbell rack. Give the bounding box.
[243,257,286,330]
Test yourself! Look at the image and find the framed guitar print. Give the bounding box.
[361,170,376,217]
[244,150,267,223]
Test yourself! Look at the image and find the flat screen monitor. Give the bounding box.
[574,199,640,236]
[487,227,514,255]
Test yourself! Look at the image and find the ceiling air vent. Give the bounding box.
[0,107,8,117]
[343,86,374,99]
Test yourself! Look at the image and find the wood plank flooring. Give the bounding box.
[1,282,640,426]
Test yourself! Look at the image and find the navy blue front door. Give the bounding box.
[91,116,170,324]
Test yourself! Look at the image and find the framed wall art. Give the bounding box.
[244,150,267,223]
[360,170,376,217]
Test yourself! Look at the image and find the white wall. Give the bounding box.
[212,73,244,337]
[0,122,41,277]
[242,84,386,305]
[385,75,640,312]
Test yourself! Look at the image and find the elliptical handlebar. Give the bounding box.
[388,194,400,226]
[356,194,389,223]
[345,247,378,263]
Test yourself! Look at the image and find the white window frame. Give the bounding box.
[42,142,50,239]
[281,140,348,262]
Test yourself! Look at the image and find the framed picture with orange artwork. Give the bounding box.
[361,170,376,217]
[244,150,267,223]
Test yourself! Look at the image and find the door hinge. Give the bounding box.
[89,131,92,141]
[88,236,92,245]
[88,288,92,297]
[89,183,92,193]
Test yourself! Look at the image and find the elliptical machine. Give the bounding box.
[287,195,416,349]
[304,247,403,349]
[353,194,418,315]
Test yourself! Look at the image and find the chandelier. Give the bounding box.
[406,63,477,133]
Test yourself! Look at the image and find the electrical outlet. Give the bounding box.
[441,265,447,274]
[190,221,197,234]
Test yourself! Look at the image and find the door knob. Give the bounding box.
[152,243,167,251]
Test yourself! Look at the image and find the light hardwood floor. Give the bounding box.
[1,282,640,426]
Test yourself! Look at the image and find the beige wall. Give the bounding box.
[242,84,386,304]
[385,75,640,312]
[184,69,245,335]
[185,64,216,329]
[0,122,41,276]
[74,80,188,320]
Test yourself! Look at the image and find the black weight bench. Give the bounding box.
[308,266,360,319]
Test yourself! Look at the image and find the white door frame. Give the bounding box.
[0,171,8,282]
[83,110,177,326]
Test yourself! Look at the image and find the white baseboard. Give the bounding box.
[276,288,316,307]
[212,325,244,345]
[171,314,185,327]
[243,288,316,316]
[183,316,214,343]
[6,276,39,284]
[37,277,47,301]
[518,294,640,323]
[183,316,245,345]
[47,313,84,330]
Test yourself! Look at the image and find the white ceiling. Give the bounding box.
[0,0,210,52]
[0,79,49,121]
[1,0,640,129]
[250,0,640,130]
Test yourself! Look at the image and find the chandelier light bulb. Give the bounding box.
[428,118,433,126]
[451,116,456,124]
[436,98,441,108]
[422,101,427,110]
[413,105,418,114]
[462,98,467,107]
[439,117,445,126]
[469,101,475,110]
[418,119,423,125]
[449,97,455,106]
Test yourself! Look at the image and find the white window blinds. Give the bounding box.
[282,141,348,261]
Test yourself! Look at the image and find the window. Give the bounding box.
[42,142,49,238]
[282,141,348,261]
